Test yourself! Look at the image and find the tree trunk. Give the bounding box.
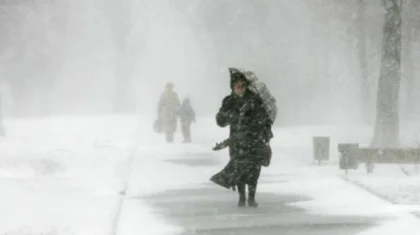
[371,0,402,148]
[356,0,371,123]
[403,27,414,119]
[402,0,416,119]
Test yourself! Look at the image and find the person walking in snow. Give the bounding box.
[179,97,195,143]
[211,69,273,208]
[157,82,181,143]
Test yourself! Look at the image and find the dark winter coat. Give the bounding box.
[180,99,195,124]
[216,90,273,159]
[211,88,273,188]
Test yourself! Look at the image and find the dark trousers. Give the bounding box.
[237,164,261,201]
[237,182,258,201]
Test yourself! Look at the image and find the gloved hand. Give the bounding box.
[221,96,236,111]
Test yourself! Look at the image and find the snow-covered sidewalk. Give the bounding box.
[117,121,420,235]
[0,116,141,234]
[1,116,420,234]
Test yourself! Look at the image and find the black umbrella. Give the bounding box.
[228,67,277,124]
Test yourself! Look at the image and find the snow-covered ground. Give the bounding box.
[0,116,140,234]
[276,123,420,206]
[0,115,420,234]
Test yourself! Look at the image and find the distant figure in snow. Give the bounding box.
[179,97,196,143]
[157,82,181,143]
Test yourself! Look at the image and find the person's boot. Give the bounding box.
[237,184,246,207]
[238,196,246,207]
[248,183,258,208]
[248,199,258,208]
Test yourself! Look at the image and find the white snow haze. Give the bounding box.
[1,0,420,235]
[1,0,402,121]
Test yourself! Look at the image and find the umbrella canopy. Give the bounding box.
[228,67,277,124]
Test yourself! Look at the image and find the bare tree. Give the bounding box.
[355,0,372,123]
[401,0,418,118]
[371,0,402,148]
[1,1,63,116]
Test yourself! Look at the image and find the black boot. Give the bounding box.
[248,199,258,208]
[248,183,258,208]
[238,196,246,207]
[237,183,246,207]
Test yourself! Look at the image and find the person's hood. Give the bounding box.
[228,67,249,89]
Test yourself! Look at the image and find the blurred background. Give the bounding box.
[0,0,419,126]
